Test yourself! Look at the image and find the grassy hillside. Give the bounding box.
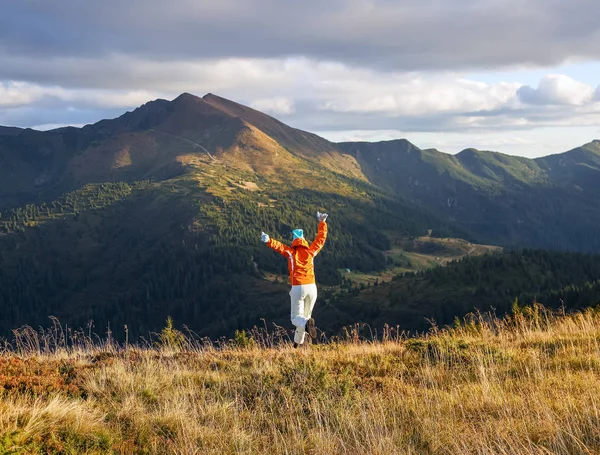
[339,139,600,252]
[538,140,600,184]
[335,235,501,286]
[1,305,599,454]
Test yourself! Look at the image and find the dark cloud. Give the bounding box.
[1,0,600,82]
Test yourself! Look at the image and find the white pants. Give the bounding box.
[290,284,318,344]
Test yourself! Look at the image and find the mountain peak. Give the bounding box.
[170,92,210,111]
[457,148,480,155]
[586,140,600,152]
[174,92,202,102]
[375,138,414,147]
[164,92,239,123]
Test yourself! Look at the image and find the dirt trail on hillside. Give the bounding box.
[150,129,217,160]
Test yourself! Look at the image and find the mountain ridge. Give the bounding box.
[2,93,600,253]
[0,126,23,136]
[0,92,370,209]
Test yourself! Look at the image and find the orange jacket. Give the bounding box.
[267,221,328,285]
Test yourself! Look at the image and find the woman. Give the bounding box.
[261,211,328,347]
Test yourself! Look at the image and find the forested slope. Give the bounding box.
[325,250,600,333]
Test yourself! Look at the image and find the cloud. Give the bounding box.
[316,71,520,116]
[0,53,302,92]
[4,58,520,114]
[517,75,596,105]
[0,81,51,107]
[0,80,163,109]
[2,64,600,138]
[1,0,600,76]
[250,97,295,115]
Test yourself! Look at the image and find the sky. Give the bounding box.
[1,0,599,158]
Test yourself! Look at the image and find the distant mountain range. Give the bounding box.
[339,138,600,251]
[1,93,599,339]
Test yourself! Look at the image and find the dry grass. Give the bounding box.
[1,305,600,454]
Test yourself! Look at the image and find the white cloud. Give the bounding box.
[0,81,53,107]
[317,72,520,115]
[0,80,162,109]
[250,97,295,115]
[517,75,595,105]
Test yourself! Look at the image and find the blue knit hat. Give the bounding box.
[292,229,304,240]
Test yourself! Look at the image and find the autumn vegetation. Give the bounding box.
[0,304,599,454]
